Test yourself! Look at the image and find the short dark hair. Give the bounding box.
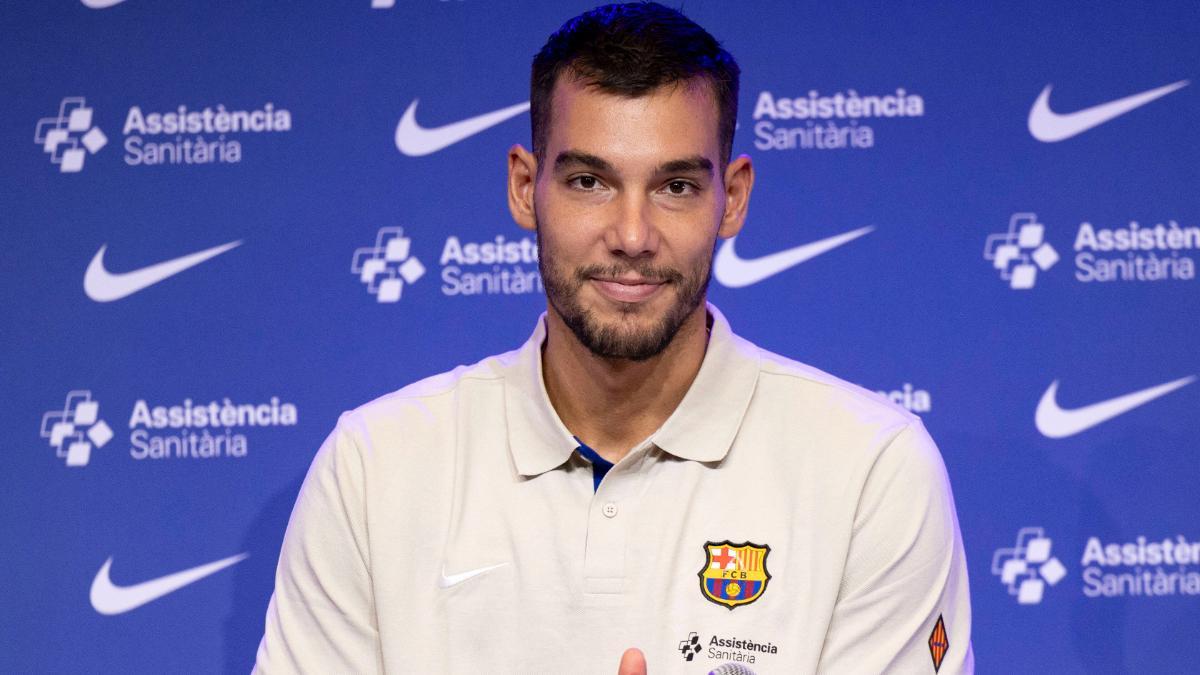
[530,2,740,167]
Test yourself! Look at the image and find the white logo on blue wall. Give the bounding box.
[41,391,113,467]
[41,393,297,463]
[986,214,1197,286]
[1073,220,1197,282]
[1081,535,1200,598]
[35,98,108,173]
[373,0,465,8]
[122,102,290,166]
[84,240,242,303]
[395,99,529,157]
[992,527,1067,605]
[752,89,924,151]
[439,234,542,296]
[1028,80,1189,143]
[983,213,1060,289]
[994,528,1200,601]
[1035,376,1195,439]
[352,227,427,302]
[91,553,247,615]
[36,97,291,168]
[875,383,931,413]
[714,227,873,288]
[352,228,542,299]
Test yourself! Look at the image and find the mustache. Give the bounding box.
[573,263,684,284]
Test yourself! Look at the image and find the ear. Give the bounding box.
[507,144,538,232]
[718,154,755,239]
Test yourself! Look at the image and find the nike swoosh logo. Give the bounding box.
[1028,80,1189,142]
[395,99,529,157]
[83,240,242,302]
[89,553,248,615]
[713,226,875,288]
[81,0,128,8]
[1035,376,1195,438]
[437,562,508,589]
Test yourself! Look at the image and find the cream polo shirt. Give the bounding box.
[255,305,973,674]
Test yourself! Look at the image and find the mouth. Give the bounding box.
[589,275,668,303]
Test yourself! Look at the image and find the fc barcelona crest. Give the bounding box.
[698,540,771,610]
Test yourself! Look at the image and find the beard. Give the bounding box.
[536,223,712,362]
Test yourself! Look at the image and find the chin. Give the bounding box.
[563,300,698,362]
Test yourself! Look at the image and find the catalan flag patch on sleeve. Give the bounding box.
[928,613,949,672]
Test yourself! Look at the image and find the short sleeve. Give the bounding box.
[254,418,382,674]
[816,420,974,674]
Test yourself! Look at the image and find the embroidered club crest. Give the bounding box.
[698,541,771,610]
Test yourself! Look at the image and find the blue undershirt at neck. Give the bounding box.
[573,437,613,492]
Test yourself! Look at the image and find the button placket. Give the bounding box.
[581,445,651,594]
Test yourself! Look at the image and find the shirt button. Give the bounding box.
[602,502,618,518]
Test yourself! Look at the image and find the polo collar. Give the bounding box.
[503,303,761,476]
[502,316,578,477]
[650,304,761,462]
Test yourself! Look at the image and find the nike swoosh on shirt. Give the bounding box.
[394,99,530,157]
[1035,376,1195,439]
[80,0,128,7]
[713,226,875,288]
[1028,80,1189,142]
[83,240,242,302]
[437,562,509,589]
[90,553,248,615]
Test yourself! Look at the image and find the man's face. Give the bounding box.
[531,77,730,361]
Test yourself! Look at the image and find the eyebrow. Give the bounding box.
[657,156,713,175]
[553,150,714,176]
[554,150,613,173]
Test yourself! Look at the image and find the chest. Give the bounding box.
[367,450,855,674]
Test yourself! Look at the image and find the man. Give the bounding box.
[256,3,972,673]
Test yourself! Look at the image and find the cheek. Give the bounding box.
[536,201,606,255]
[662,208,722,260]
[689,240,719,273]
[533,214,588,271]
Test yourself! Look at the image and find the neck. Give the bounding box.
[541,304,710,464]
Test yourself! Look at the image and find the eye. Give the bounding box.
[663,180,698,196]
[568,175,602,191]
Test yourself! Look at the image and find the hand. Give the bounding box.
[617,647,647,675]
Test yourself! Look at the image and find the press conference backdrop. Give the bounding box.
[3,1,1198,672]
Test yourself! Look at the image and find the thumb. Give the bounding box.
[617,647,647,675]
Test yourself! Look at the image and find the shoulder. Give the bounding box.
[748,337,920,435]
[321,345,520,465]
[727,335,948,492]
[347,348,514,423]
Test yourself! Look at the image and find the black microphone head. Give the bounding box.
[708,663,757,675]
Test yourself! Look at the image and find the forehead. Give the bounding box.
[544,76,721,169]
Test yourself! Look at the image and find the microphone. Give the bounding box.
[708,663,757,675]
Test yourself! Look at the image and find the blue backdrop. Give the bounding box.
[3,1,1198,672]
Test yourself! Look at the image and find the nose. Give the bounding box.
[604,193,659,259]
